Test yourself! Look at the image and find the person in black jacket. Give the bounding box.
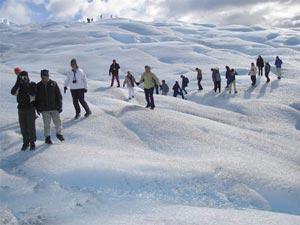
[256,55,264,76]
[11,69,37,151]
[180,75,189,94]
[109,59,120,87]
[265,62,271,83]
[36,70,64,144]
[196,68,203,91]
[173,81,185,99]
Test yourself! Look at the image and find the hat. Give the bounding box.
[70,58,77,65]
[41,69,49,77]
[14,67,23,75]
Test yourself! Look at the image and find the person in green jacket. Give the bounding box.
[137,65,160,110]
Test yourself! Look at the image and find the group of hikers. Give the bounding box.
[11,56,283,151]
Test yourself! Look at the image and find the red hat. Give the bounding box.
[14,67,23,75]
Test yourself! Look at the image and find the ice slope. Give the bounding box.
[0,18,300,224]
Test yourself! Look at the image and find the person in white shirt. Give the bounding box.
[248,62,258,86]
[64,58,92,119]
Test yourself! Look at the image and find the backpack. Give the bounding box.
[184,77,189,86]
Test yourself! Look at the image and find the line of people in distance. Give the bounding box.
[111,55,283,101]
[10,56,283,151]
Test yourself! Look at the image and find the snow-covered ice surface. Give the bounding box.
[0,18,300,224]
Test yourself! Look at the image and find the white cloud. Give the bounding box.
[0,0,32,24]
[1,0,299,27]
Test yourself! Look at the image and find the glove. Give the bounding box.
[84,89,87,93]
[64,87,67,93]
[136,82,140,86]
[58,108,62,113]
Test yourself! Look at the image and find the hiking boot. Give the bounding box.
[150,106,155,110]
[45,136,53,145]
[234,91,238,94]
[84,111,92,118]
[21,142,29,151]
[74,114,81,119]
[29,142,35,151]
[145,104,151,108]
[56,134,65,142]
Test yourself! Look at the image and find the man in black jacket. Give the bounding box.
[36,70,64,144]
[180,75,189,94]
[11,69,37,151]
[256,55,264,76]
[109,59,120,87]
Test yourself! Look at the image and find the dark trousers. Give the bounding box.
[71,89,91,115]
[251,76,256,86]
[111,74,120,87]
[155,85,159,94]
[144,88,155,108]
[173,90,184,99]
[214,81,221,93]
[18,107,36,144]
[258,67,263,76]
[265,72,270,82]
[197,79,203,90]
[182,86,187,94]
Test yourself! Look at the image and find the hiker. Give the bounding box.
[160,80,169,95]
[123,71,137,100]
[136,65,160,110]
[35,70,64,145]
[109,59,120,87]
[180,75,189,94]
[64,58,92,119]
[275,56,283,79]
[225,66,231,88]
[211,67,221,93]
[265,62,271,83]
[173,81,185,99]
[11,69,37,151]
[228,69,238,94]
[256,55,264,76]
[248,62,258,86]
[196,68,203,91]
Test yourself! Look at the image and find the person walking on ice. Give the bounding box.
[256,55,264,76]
[172,81,185,99]
[248,62,257,86]
[211,67,221,93]
[123,71,137,100]
[225,66,231,88]
[265,62,271,83]
[275,56,283,79]
[109,59,120,87]
[228,68,238,94]
[35,69,65,145]
[180,75,189,94]
[136,65,160,110]
[64,58,92,119]
[196,68,203,91]
[11,69,37,151]
[160,80,169,95]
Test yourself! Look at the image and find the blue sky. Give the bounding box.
[0,0,299,27]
